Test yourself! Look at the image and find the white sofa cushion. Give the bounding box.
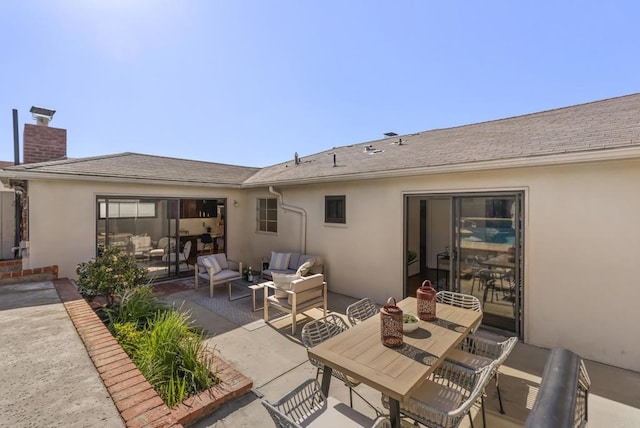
[272,272,300,298]
[213,253,229,270]
[269,251,291,270]
[296,260,315,276]
[288,274,324,305]
[298,255,317,268]
[201,255,222,274]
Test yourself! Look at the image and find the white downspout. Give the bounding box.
[269,186,307,253]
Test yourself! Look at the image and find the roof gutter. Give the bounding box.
[0,171,245,189]
[269,186,307,253]
[243,145,640,188]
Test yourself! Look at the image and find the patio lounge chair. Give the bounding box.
[263,273,326,335]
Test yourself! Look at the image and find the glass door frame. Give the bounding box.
[451,192,524,337]
[403,191,524,338]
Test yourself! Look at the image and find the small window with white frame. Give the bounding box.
[325,195,346,224]
[257,197,278,232]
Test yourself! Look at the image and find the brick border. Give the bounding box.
[53,279,253,427]
[0,259,59,285]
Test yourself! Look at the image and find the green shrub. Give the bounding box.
[76,247,147,306]
[104,285,167,331]
[118,309,216,407]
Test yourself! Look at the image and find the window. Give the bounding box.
[98,200,156,219]
[257,198,278,232]
[325,195,346,224]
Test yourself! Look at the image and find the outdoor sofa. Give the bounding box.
[261,251,324,281]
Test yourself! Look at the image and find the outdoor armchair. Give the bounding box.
[263,273,327,335]
[194,253,242,298]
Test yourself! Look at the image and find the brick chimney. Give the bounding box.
[23,106,67,164]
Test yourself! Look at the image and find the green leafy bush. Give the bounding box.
[76,247,147,306]
[114,309,216,407]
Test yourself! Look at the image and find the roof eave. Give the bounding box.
[0,170,245,189]
[241,146,640,188]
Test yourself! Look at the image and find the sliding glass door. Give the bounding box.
[96,197,179,281]
[404,192,523,335]
[453,194,523,334]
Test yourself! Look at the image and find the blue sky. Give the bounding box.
[1,1,638,167]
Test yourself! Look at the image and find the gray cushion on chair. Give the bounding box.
[213,253,229,270]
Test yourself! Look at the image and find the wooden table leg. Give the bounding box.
[320,366,332,397]
[389,397,401,428]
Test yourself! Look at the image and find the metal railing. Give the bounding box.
[525,348,591,428]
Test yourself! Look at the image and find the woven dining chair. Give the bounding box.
[301,313,379,413]
[436,290,482,334]
[381,361,494,428]
[262,378,377,428]
[436,290,482,312]
[447,334,518,416]
[345,297,379,326]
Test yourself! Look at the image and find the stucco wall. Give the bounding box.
[240,158,640,372]
[25,180,247,279]
[25,157,640,372]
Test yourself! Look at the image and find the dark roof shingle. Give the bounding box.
[3,153,259,186]
[244,93,640,186]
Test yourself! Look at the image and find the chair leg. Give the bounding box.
[481,395,486,428]
[349,387,353,408]
[468,411,474,428]
[496,373,506,414]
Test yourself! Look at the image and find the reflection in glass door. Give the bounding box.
[96,197,180,281]
[453,194,523,334]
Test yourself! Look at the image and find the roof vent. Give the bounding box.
[363,144,374,152]
[294,152,300,165]
[29,106,56,127]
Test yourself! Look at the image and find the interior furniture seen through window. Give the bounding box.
[257,197,278,233]
[325,195,346,224]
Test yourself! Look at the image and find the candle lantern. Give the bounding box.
[417,280,437,321]
[380,297,403,347]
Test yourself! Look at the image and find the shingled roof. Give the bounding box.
[243,93,640,186]
[2,93,639,188]
[1,153,259,187]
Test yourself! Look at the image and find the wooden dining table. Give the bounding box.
[307,297,482,428]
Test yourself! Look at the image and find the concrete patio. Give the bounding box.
[1,279,638,427]
[159,282,640,427]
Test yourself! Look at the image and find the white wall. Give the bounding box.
[26,157,640,372]
[26,180,246,279]
[0,191,16,260]
[239,158,640,372]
